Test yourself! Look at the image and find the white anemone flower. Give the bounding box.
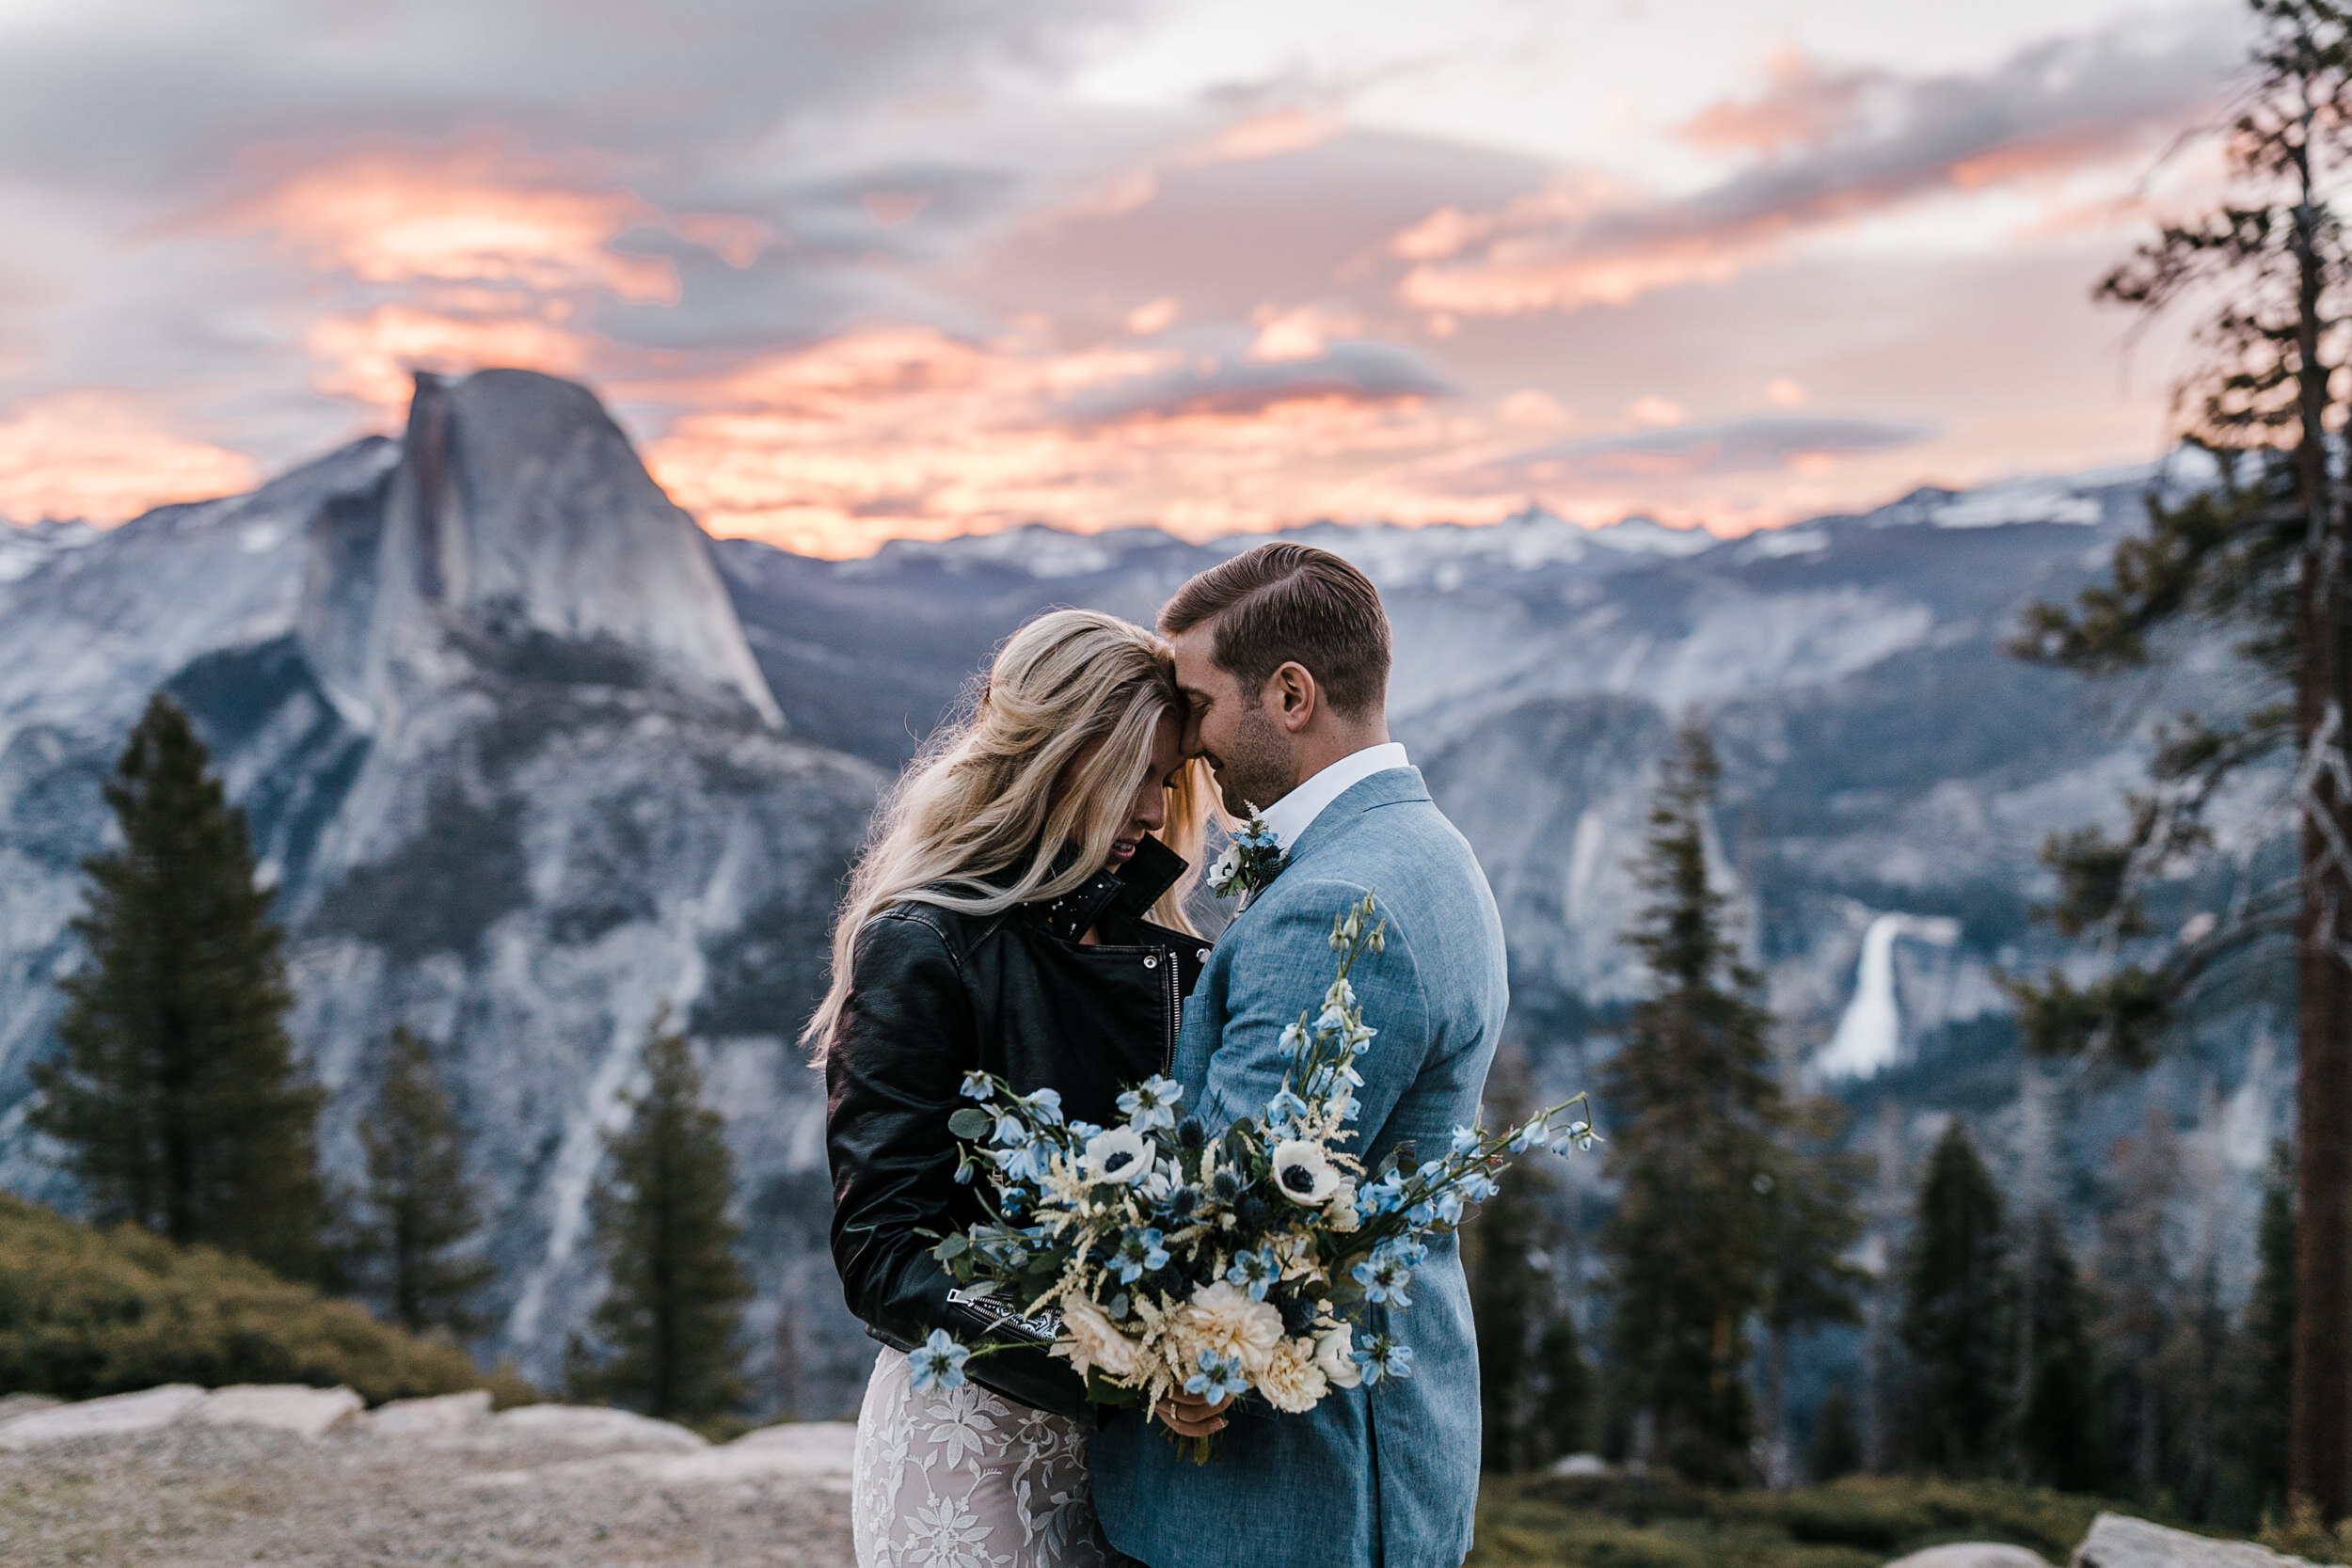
[1270,1139,1342,1205]
[1081,1126,1156,1186]
[1314,1325,1361,1389]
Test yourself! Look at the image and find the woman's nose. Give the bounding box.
[1133,787,1167,832]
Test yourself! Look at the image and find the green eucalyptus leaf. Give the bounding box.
[948,1107,994,1142]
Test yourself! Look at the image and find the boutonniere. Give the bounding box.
[1207,807,1288,904]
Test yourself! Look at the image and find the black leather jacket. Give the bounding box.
[825,836,1204,1422]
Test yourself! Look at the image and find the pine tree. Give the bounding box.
[2007,0,2352,1514]
[572,1008,752,1424]
[353,1026,494,1337]
[1601,725,1784,1485]
[1758,1099,1870,1486]
[1468,1083,1591,1471]
[29,693,326,1281]
[2229,1142,2296,1522]
[2018,1209,2102,1493]
[1807,1381,1863,1482]
[2097,1111,2184,1501]
[1899,1120,2014,1476]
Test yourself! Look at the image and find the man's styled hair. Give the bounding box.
[1158,542,1391,717]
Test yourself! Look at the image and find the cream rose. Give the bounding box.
[1052,1294,1149,1383]
[1254,1336,1331,1414]
[1177,1279,1285,1373]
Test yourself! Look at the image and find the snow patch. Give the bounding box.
[1931,480,2103,530]
[1744,528,1829,559]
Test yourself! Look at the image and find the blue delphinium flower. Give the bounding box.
[998,1138,1055,1185]
[909,1329,970,1392]
[1373,1237,1428,1269]
[991,1111,1026,1147]
[1110,1227,1169,1284]
[960,1071,994,1101]
[1359,1172,1407,1215]
[1507,1118,1550,1153]
[1263,1087,1310,1133]
[1352,1335,1414,1386]
[1117,1075,1184,1133]
[1226,1244,1280,1301]
[1351,1254,1414,1307]
[1185,1350,1249,1402]
[1278,1022,1311,1059]
[1431,1190,1465,1226]
[1024,1087,1065,1125]
[1450,1126,1482,1156]
[1067,1119,1103,1142]
[1457,1170,1501,1203]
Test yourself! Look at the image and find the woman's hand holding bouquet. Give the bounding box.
[914,892,1597,1461]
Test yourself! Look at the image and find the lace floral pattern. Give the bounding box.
[852,1348,1112,1568]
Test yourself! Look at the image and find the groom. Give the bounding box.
[1089,543,1508,1568]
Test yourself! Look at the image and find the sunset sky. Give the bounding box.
[0,0,2247,556]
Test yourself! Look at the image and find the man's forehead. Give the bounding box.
[1168,626,1218,687]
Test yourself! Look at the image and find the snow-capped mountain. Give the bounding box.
[0,370,2278,1418]
[0,370,879,1406]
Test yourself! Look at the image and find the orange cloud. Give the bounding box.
[1390,27,2222,318]
[306,301,602,417]
[0,390,260,524]
[217,142,688,301]
[638,325,1470,557]
[1677,50,1868,157]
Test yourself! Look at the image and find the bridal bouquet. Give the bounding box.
[914,891,1597,1457]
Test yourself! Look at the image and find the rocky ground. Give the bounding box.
[0,1386,855,1566]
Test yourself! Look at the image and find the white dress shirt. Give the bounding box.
[1258,741,1411,850]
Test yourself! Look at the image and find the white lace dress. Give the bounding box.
[851,1347,1114,1568]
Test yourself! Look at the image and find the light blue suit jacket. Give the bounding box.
[1089,766,1508,1568]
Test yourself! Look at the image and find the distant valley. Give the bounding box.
[0,370,2276,1417]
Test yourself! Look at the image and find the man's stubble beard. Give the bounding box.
[1216,700,1296,819]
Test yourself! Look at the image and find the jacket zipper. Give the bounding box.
[1157,945,1180,1075]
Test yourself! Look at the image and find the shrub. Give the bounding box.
[0,1194,532,1406]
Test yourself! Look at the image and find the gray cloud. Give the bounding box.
[1676,11,2240,236]
[1063,338,1452,424]
[1471,414,1937,483]
[1404,7,2245,307]
[0,1,1127,198]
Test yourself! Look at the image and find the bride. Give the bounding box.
[810,609,1210,1568]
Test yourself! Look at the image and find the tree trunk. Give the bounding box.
[2289,152,2352,1521]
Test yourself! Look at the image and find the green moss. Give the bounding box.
[0,1193,532,1407]
[1472,1474,2121,1568]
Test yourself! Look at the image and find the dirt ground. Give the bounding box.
[0,1415,856,1567]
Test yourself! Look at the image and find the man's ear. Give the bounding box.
[1265,661,1318,733]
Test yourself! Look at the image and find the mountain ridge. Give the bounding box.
[0,372,2274,1419]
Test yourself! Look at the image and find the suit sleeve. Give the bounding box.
[824,914,1090,1421]
[1195,876,1434,1155]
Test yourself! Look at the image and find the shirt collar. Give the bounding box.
[1258,741,1410,849]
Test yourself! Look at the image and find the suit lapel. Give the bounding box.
[1279,766,1430,871]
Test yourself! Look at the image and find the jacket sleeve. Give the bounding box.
[824,911,1093,1422]
[1194,874,1433,1163]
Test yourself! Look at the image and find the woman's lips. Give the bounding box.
[1107,839,1139,863]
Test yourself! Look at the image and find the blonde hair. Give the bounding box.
[803,609,1207,1056]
